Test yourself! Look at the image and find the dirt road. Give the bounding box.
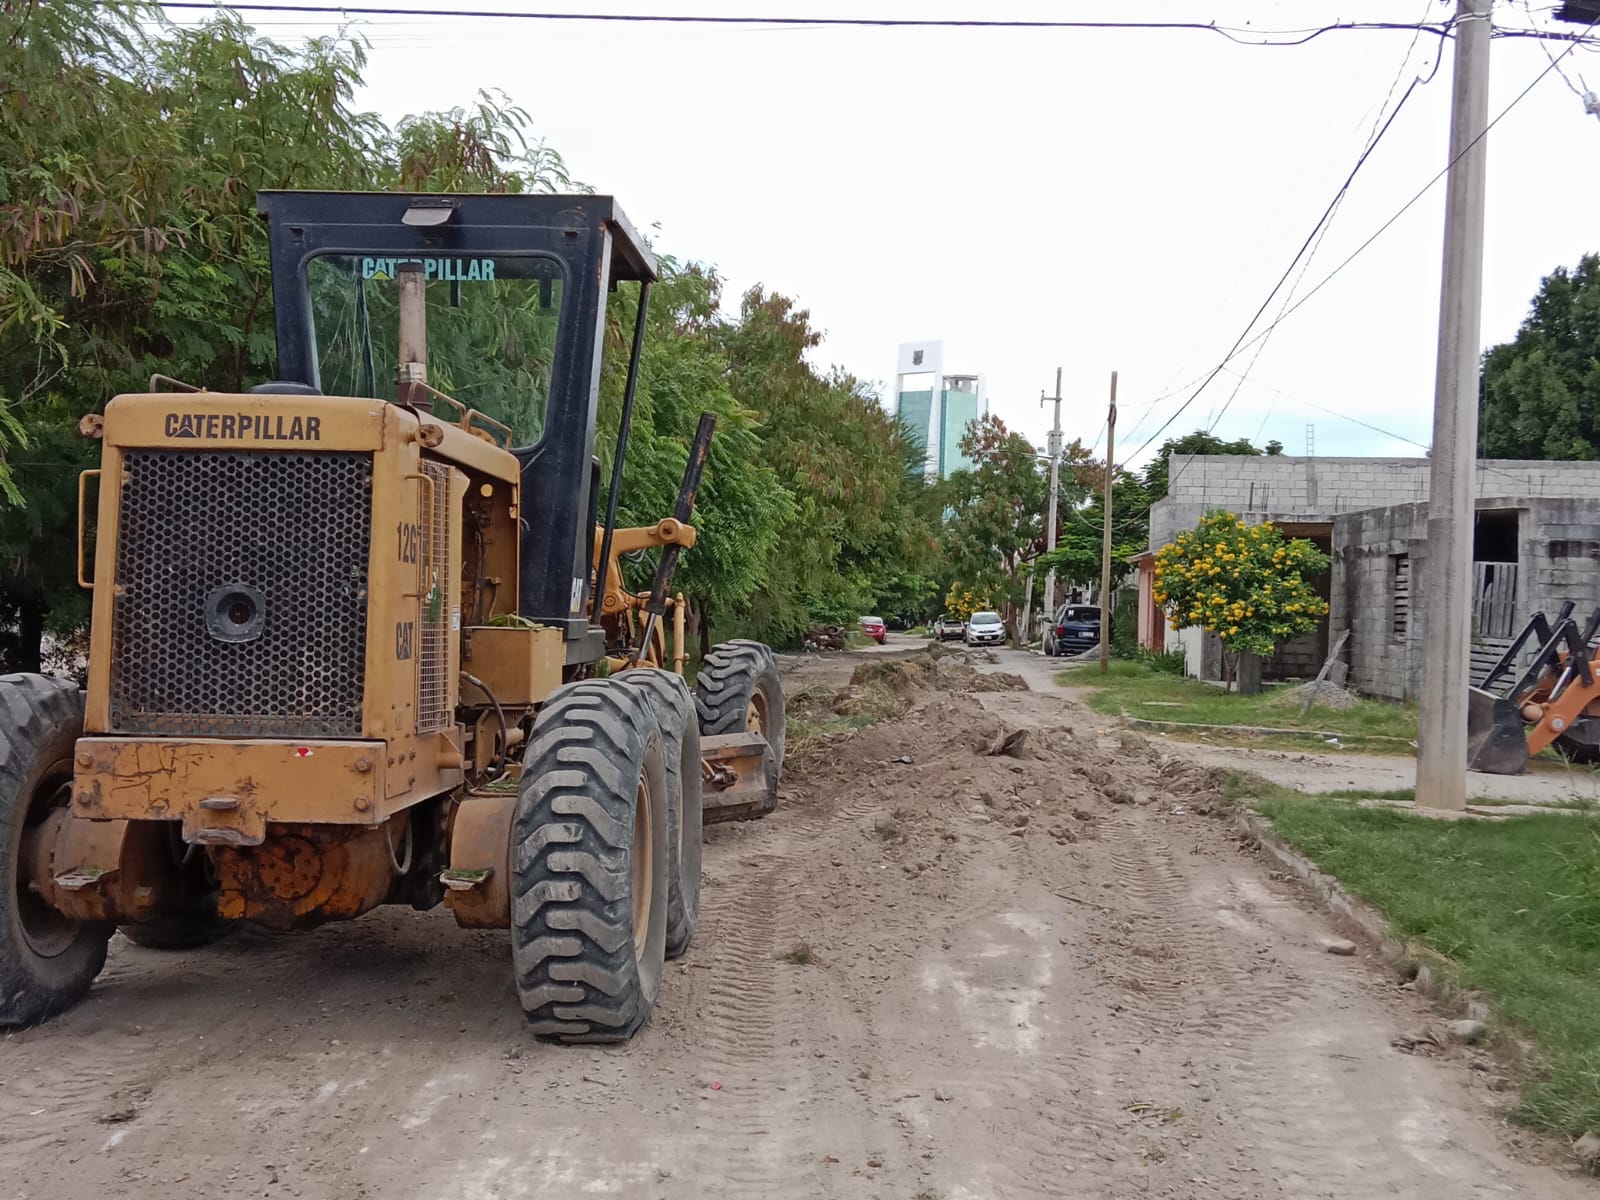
[1,647,1589,1199]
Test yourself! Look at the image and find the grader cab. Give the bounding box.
[1,191,784,1042]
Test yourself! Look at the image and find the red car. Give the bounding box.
[858,615,887,644]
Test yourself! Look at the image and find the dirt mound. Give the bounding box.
[1270,680,1358,711]
[849,650,1026,696]
[783,667,1228,870]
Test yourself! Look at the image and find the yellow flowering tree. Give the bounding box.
[1152,510,1329,688]
[943,583,992,622]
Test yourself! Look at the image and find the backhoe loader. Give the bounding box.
[1467,602,1600,775]
[0,191,784,1042]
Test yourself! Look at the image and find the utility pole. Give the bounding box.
[1100,371,1118,674]
[1416,0,1491,811]
[1041,368,1064,643]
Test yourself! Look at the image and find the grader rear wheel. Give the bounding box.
[695,640,786,786]
[0,674,112,1027]
[511,680,669,1043]
[618,670,702,959]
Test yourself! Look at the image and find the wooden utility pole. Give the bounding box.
[1099,371,1118,673]
[1416,0,1491,810]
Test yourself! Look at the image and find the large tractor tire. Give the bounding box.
[695,640,787,782]
[511,679,669,1043]
[618,670,702,959]
[1553,734,1600,766]
[0,674,113,1026]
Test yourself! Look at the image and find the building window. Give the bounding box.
[1391,554,1410,640]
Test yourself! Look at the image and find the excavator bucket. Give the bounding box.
[1466,686,1530,775]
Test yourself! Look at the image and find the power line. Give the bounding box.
[1207,3,1445,443]
[151,6,1467,40]
[1127,14,1593,490]
[1123,50,1436,473]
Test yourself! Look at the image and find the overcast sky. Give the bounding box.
[189,0,1600,467]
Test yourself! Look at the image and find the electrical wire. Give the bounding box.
[1123,7,1598,503]
[150,6,1466,41]
[1124,50,1437,475]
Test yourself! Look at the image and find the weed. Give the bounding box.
[1056,660,1416,751]
[780,943,814,966]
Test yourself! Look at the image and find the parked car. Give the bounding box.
[1043,603,1102,656]
[933,614,966,641]
[858,615,887,644]
[965,610,1006,647]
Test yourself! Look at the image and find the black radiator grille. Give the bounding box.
[109,449,372,737]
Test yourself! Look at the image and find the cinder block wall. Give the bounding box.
[1331,503,1429,702]
[1150,456,1600,550]
[1333,495,1600,701]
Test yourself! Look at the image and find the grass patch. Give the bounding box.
[1232,775,1600,1139]
[784,680,908,770]
[1055,660,1416,750]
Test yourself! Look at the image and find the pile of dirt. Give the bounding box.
[1271,680,1359,711]
[848,650,1027,696]
[783,654,1229,863]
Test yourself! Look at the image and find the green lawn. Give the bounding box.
[1232,775,1600,1140]
[1056,659,1417,750]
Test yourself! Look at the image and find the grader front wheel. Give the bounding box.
[695,641,786,783]
[511,680,669,1043]
[0,674,113,1027]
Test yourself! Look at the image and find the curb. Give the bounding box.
[1229,809,1482,1019]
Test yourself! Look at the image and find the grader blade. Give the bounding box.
[1466,686,1530,776]
[700,731,779,823]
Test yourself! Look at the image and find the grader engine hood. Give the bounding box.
[74,392,475,846]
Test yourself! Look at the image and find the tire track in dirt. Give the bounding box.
[1103,807,1308,1038]
[667,846,792,1200]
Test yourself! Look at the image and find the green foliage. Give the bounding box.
[1154,510,1329,659]
[1479,253,1600,460]
[1142,430,1272,503]
[940,415,1046,615]
[1057,660,1415,747]
[1140,647,1186,675]
[1035,468,1150,588]
[942,583,992,622]
[720,288,936,646]
[0,4,933,664]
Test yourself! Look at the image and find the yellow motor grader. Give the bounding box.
[0,191,784,1042]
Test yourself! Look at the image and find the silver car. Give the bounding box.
[964,610,1006,646]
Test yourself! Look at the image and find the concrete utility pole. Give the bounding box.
[1416,0,1492,811]
[1100,371,1118,674]
[1041,368,1064,638]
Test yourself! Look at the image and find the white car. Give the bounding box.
[964,610,1006,646]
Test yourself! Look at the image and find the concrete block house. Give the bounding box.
[1133,455,1600,698]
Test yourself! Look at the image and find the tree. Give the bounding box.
[720,287,931,646]
[1153,510,1329,690]
[1141,430,1275,503]
[940,414,1047,630]
[594,262,793,651]
[1035,471,1151,595]
[1479,253,1600,460]
[942,583,992,621]
[0,8,580,669]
